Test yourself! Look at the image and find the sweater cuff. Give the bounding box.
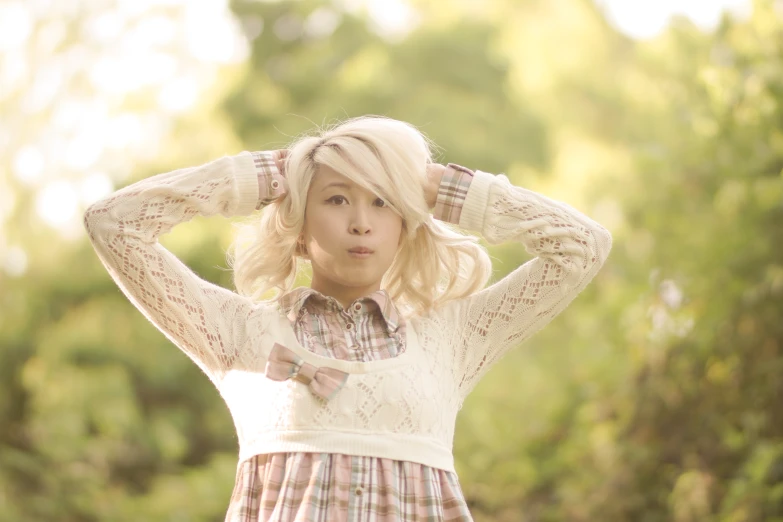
[233,151,265,215]
[457,169,494,233]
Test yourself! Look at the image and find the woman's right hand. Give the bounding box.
[424,163,445,209]
[273,149,289,177]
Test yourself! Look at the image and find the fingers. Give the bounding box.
[274,149,289,176]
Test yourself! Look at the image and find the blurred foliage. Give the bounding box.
[2,0,783,520]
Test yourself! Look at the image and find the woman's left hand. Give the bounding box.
[424,163,446,209]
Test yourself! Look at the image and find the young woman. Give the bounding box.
[84,116,612,521]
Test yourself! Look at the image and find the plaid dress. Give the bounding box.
[225,164,476,522]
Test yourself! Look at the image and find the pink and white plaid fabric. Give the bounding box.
[433,164,474,225]
[226,160,476,521]
[225,453,472,522]
[279,287,405,361]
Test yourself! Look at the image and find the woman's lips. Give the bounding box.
[347,247,374,258]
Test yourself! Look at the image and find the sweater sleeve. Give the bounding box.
[83,151,284,382]
[441,169,613,398]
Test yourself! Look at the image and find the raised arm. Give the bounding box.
[431,164,612,398]
[83,151,286,382]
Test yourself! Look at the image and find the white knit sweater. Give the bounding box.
[83,152,612,473]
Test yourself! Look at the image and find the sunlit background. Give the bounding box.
[4,1,783,521]
[0,0,750,260]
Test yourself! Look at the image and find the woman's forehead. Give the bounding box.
[313,164,349,184]
[312,164,370,193]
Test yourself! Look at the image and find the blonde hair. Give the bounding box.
[228,115,492,317]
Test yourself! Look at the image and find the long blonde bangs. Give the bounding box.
[228,116,492,317]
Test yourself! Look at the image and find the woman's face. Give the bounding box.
[300,164,403,305]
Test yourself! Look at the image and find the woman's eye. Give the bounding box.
[327,195,347,204]
[374,198,387,207]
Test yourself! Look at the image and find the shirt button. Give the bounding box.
[353,303,362,312]
[270,179,280,190]
[354,486,364,496]
[346,322,354,331]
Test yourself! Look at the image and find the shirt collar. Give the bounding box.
[278,287,401,333]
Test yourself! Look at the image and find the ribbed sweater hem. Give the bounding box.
[238,431,455,473]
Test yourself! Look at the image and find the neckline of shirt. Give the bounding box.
[272,307,418,374]
[279,286,402,335]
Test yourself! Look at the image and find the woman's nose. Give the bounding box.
[349,206,372,234]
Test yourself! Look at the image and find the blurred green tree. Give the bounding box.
[2,0,782,520]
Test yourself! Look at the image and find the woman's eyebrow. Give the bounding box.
[320,181,354,192]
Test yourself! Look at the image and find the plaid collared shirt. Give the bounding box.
[226,160,476,522]
[278,287,405,361]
